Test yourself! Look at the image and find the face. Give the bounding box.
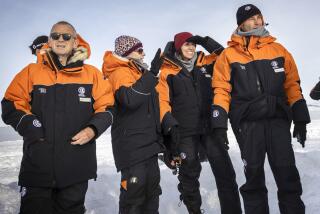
[35,49,42,55]
[127,48,145,61]
[180,42,196,60]
[48,24,78,57]
[240,14,264,32]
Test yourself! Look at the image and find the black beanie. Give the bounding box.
[236,4,262,26]
[29,35,48,55]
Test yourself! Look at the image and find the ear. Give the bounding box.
[239,23,245,31]
[262,16,265,26]
[48,38,53,48]
[73,38,79,49]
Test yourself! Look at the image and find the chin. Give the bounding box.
[186,54,194,59]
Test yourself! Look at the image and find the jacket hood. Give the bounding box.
[228,33,277,50]
[37,34,91,66]
[102,51,140,79]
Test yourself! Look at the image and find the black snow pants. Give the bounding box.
[119,155,161,214]
[177,134,242,214]
[233,118,305,214]
[19,181,88,214]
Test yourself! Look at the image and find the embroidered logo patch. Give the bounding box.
[79,97,91,103]
[33,119,42,128]
[130,177,138,184]
[240,65,246,70]
[274,68,285,73]
[245,5,251,11]
[271,60,284,73]
[38,88,46,94]
[213,110,219,118]
[200,67,207,73]
[271,61,278,68]
[78,87,86,97]
[180,152,187,160]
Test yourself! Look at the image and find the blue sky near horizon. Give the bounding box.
[0,0,319,119]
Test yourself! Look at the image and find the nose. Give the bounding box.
[58,35,64,42]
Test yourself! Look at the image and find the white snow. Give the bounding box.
[1,109,320,213]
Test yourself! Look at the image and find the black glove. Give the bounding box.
[186,35,206,45]
[163,41,175,56]
[212,128,229,151]
[187,35,224,54]
[149,48,163,76]
[293,122,307,148]
[169,125,180,156]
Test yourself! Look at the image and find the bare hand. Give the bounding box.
[71,127,95,145]
[170,156,181,167]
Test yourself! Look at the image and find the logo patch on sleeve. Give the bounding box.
[213,110,219,118]
[33,119,42,127]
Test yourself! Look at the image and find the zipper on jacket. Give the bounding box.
[52,61,58,187]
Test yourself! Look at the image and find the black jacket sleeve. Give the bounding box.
[115,72,158,109]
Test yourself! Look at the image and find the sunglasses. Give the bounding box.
[136,48,144,54]
[50,32,74,41]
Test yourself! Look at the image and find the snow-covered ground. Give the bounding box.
[1,108,320,214]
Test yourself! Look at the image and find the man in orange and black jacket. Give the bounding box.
[157,32,242,214]
[102,35,164,214]
[1,21,114,214]
[211,4,310,214]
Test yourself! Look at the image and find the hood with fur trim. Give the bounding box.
[36,34,91,67]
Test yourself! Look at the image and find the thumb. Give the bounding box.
[72,132,81,141]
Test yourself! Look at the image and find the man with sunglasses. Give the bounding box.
[1,21,114,214]
[102,35,164,213]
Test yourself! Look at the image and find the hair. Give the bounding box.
[50,21,77,37]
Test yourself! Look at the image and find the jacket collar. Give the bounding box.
[228,33,277,51]
[44,50,84,73]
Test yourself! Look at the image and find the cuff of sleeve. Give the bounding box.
[162,112,179,135]
[132,72,158,94]
[17,114,45,141]
[87,111,113,138]
[204,36,224,55]
[211,105,228,129]
[292,99,311,124]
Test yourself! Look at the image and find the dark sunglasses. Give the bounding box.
[136,48,144,54]
[50,32,74,41]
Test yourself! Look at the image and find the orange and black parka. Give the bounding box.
[211,33,310,130]
[102,51,163,172]
[1,35,114,188]
[156,41,220,137]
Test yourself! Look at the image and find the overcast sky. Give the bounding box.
[0,0,319,117]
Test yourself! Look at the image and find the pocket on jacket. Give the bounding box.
[123,126,158,148]
[22,139,53,174]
